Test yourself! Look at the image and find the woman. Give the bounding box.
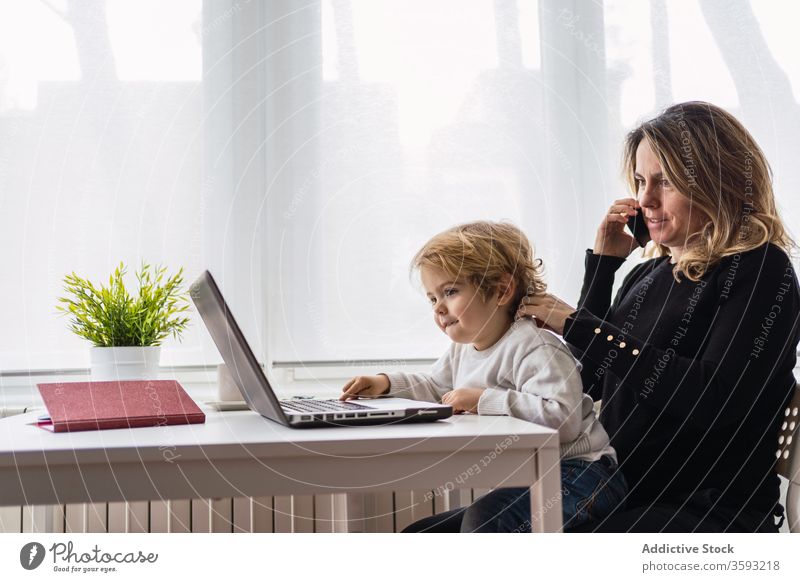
[520,101,800,532]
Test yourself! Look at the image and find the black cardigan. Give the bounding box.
[564,243,800,520]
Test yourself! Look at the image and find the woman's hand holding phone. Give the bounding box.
[594,197,646,258]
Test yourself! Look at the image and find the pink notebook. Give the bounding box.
[36,380,205,432]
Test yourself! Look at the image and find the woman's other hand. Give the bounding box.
[595,197,640,258]
[516,293,576,336]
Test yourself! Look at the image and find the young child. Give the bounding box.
[340,220,626,532]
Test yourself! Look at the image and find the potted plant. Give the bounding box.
[57,263,191,381]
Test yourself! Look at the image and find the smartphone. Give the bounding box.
[626,207,651,247]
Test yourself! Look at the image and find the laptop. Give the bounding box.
[189,271,453,427]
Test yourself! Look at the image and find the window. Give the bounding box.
[268,0,800,369]
[605,0,800,266]
[0,0,205,371]
[269,0,564,365]
[3,1,799,376]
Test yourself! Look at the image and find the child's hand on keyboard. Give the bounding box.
[339,374,391,400]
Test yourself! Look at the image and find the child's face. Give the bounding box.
[420,266,511,349]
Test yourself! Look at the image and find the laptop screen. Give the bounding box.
[189,271,288,424]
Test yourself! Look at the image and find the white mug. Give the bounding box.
[217,363,244,401]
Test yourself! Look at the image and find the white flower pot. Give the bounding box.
[90,346,161,381]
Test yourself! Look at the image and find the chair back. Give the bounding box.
[776,384,800,532]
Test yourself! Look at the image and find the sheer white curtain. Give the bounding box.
[605,0,800,232]
[260,0,800,370]
[0,0,210,373]
[262,0,609,367]
[3,0,799,375]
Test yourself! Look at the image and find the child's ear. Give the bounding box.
[496,274,516,306]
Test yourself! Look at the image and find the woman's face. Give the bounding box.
[634,139,707,257]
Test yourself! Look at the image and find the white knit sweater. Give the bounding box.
[383,318,615,462]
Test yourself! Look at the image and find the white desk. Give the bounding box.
[0,410,563,532]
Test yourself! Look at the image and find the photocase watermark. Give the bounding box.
[283,143,366,221]
[199,0,252,38]
[677,279,707,328]
[639,277,707,398]
[555,8,604,59]
[188,173,212,268]
[719,152,755,301]
[750,265,795,360]
[19,541,158,574]
[143,380,181,463]
[509,487,564,533]
[340,358,407,370]
[719,252,741,302]
[499,90,573,172]
[423,434,520,501]
[304,299,334,350]
[595,274,653,380]
[677,117,699,191]
[19,542,46,570]
[740,152,755,240]
[0,116,21,194]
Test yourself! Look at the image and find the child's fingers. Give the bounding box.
[340,389,362,400]
[442,391,466,413]
[339,378,364,400]
[340,378,356,393]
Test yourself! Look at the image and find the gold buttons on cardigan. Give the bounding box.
[595,325,639,355]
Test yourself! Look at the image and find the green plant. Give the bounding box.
[57,263,191,347]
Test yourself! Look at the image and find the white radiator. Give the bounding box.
[0,489,485,533]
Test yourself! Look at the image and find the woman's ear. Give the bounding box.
[496,273,517,306]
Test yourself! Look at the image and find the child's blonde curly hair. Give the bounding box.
[411,221,546,317]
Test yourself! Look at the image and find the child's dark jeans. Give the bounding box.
[402,455,628,532]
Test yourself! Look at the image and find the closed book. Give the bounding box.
[36,380,205,432]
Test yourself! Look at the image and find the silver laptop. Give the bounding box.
[190,271,453,427]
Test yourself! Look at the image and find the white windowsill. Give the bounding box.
[4,357,799,412]
[0,361,434,411]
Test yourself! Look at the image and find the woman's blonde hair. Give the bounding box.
[623,101,794,281]
[410,221,546,316]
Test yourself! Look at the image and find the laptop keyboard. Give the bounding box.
[280,399,372,414]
